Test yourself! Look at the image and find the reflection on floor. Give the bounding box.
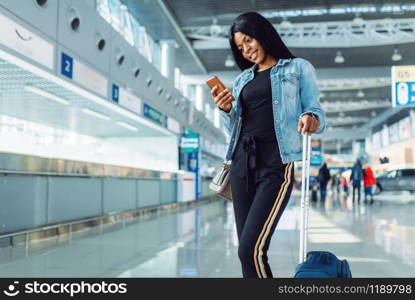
[0,189,414,277]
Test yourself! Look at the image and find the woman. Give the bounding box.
[211,12,326,278]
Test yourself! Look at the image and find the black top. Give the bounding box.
[239,67,276,142]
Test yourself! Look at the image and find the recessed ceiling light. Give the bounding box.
[210,18,222,36]
[24,85,70,105]
[334,51,345,64]
[225,54,235,67]
[391,48,402,61]
[352,14,364,26]
[117,121,138,131]
[82,108,110,121]
[357,90,365,98]
[280,17,293,28]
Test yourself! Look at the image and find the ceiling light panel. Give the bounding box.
[0,56,171,138]
[82,108,110,121]
[24,85,70,105]
[117,121,139,131]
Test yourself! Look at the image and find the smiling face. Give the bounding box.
[233,31,267,65]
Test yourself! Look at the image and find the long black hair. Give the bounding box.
[229,12,296,70]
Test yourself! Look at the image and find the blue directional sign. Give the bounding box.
[112,84,119,103]
[61,52,73,79]
[392,66,415,107]
[310,138,323,166]
[180,137,199,153]
[395,82,415,107]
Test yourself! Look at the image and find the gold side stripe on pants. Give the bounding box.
[253,162,293,278]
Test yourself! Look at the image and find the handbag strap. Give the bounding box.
[221,159,231,166]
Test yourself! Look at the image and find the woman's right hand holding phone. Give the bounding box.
[211,86,234,113]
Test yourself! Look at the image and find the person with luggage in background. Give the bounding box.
[318,162,331,202]
[363,165,376,205]
[330,174,336,197]
[310,176,319,203]
[210,12,326,278]
[340,175,349,199]
[350,159,364,204]
[331,173,340,198]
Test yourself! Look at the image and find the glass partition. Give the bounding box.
[97,0,161,70]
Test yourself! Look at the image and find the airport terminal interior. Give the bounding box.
[0,0,414,277]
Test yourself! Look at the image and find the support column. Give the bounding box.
[195,85,204,111]
[336,139,341,154]
[353,139,366,161]
[160,40,178,81]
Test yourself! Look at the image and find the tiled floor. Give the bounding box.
[0,190,414,278]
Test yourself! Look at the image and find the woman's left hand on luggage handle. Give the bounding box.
[297,114,319,135]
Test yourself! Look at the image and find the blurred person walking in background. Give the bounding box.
[340,175,349,199]
[350,160,364,204]
[311,176,319,203]
[363,165,376,205]
[318,162,331,202]
[330,173,340,198]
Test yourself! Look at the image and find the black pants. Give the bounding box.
[320,181,328,202]
[352,184,361,203]
[230,135,294,278]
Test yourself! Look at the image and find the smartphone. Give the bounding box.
[205,76,226,94]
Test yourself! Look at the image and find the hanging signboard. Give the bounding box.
[61,52,108,98]
[391,66,415,107]
[310,138,323,166]
[143,103,164,125]
[165,116,180,134]
[0,12,55,69]
[180,137,199,152]
[113,85,142,115]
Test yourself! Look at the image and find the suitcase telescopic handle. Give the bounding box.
[299,133,312,263]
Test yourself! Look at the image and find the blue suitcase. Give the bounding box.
[294,134,352,278]
[294,251,352,278]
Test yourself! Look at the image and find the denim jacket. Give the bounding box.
[220,57,326,164]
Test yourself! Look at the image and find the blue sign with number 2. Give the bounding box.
[61,53,73,79]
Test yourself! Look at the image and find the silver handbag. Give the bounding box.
[209,161,232,201]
